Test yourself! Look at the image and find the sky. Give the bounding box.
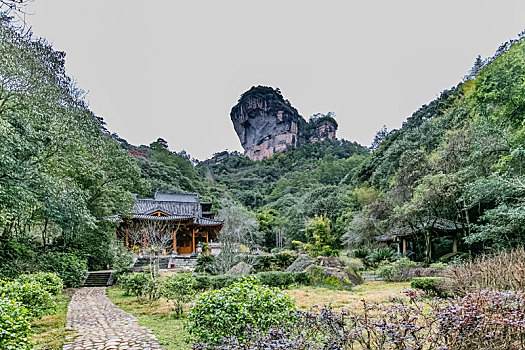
[23,1,525,160]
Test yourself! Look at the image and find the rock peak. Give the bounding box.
[230,86,338,160]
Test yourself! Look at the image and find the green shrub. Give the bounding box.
[369,247,398,266]
[209,274,241,289]
[293,272,309,285]
[118,273,160,304]
[244,253,298,273]
[0,298,31,350]
[377,257,418,282]
[195,254,216,274]
[38,252,88,287]
[188,277,296,344]
[353,248,370,260]
[194,274,212,291]
[345,258,365,272]
[274,253,297,270]
[438,251,470,264]
[428,262,448,270]
[16,272,63,296]
[162,272,196,316]
[0,281,55,318]
[255,271,296,288]
[410,277,446,297]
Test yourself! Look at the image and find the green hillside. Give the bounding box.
[2,7,525,275]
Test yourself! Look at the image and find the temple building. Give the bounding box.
[116,192,223,256]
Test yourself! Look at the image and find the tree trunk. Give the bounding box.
[425,230,432,265]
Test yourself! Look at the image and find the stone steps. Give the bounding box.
[361,273,384,281]
[132,256,197,271]
[83,271,113,287]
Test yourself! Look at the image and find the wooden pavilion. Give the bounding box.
[116,192,223,255]
[377,217,462,263]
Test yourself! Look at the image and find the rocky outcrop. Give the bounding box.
[230,86,337,161]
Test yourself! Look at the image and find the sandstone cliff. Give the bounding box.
[230,86,337,160]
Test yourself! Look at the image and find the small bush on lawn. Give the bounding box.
[161,272,196,316]
[118,273,160,304]
[16,272,63,296]
[377,257,418,282]
[255,271,296,288]
[188,276,296,344]
[0,281,55,318]
[0,298,31,350]
[209,274,241,289]
[38,252,88,287]
[411,277,447,297]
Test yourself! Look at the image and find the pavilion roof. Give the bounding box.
[380,217,463,240]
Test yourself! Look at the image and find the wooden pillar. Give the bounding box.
[125,228,129,249]
[192,228,196,254]
[402,238,407,254]
[452,233,458,253]
[143,232,147,247]
[173,229,177,252]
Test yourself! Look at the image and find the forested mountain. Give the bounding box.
[2,7,525,276]
[193,32,525,260]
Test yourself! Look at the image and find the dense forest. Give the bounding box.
[2,9,525,278]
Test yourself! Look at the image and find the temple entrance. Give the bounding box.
[176,232,193,255]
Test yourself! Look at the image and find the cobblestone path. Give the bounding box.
[63,287,162,350]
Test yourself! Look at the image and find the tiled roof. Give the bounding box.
[154,192,199,203]
[132,214,194,221]
[197,218,224,226]
[133,200,199,216]
[125,192,223,228]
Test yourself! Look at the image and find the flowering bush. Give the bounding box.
[188,277,296,344]
[0,298,31,350]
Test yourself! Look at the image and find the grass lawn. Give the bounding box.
[107,287,192,350]
[285,281,411,310]
[31,290,75,350]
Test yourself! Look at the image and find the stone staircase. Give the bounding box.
[170,256,197,269]
[361,272,384,281]
[82,271,114,287]
[131,256,197,271]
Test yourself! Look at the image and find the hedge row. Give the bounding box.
[194,271,307,290]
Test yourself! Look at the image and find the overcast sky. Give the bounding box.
[24,1,525,160]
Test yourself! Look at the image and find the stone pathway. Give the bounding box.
[63,287,162,350]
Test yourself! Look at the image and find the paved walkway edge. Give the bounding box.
[62,287,162,350]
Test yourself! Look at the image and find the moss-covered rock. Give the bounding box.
[227,262,253,276]
[304,264,362,289]
[286,254,316,273]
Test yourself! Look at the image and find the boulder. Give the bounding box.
[304,264,362,289]
[316,256,346,268]
[286,254,316,273]
[227,262,253,276]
